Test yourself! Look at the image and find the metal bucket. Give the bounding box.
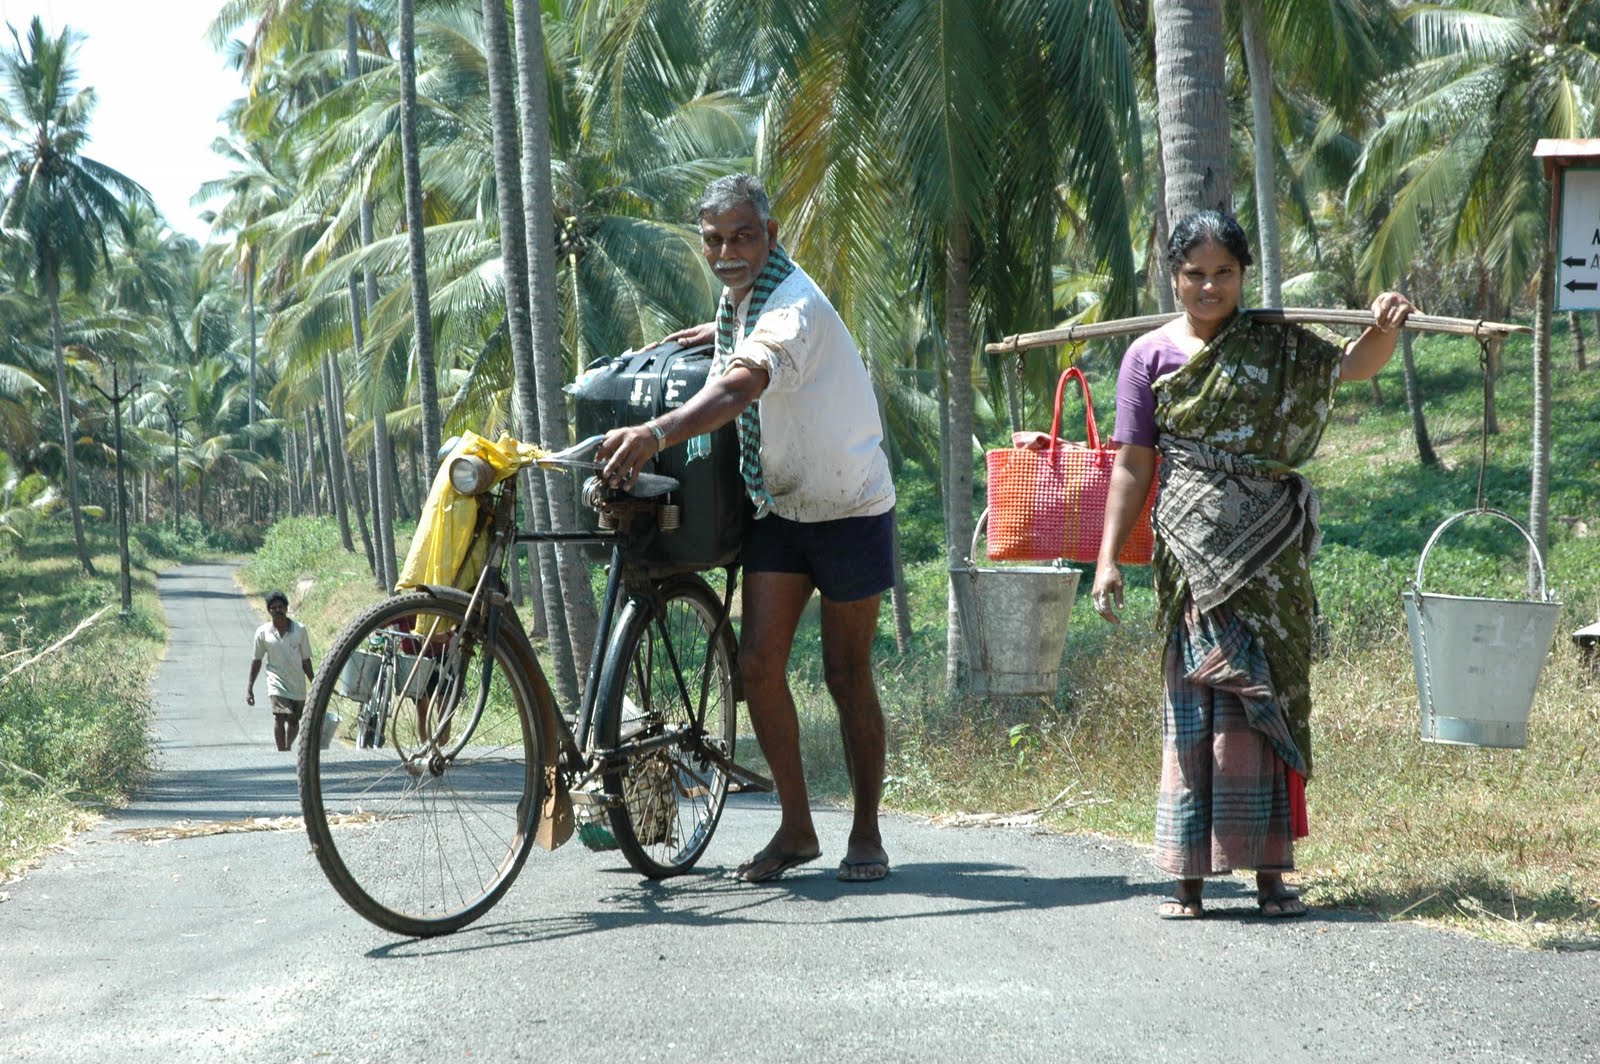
[950,510,1081,696]
[337,651,382,700]
[337,650,435,700]
[1403,509,1562,749]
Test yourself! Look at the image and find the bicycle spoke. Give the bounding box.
[300,593,543,937]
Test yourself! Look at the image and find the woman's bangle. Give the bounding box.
[646,421,666,454]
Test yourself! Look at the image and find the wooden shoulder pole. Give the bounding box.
[985,309,1532,357]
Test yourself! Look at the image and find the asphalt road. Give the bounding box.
[1,561,1597,1063]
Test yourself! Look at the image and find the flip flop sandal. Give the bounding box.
[836,857,890,883]
[1257,892,1309,918]
[736,850,820,883]
[1156,897,1205,920]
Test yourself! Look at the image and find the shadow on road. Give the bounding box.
[160,588,257,602]
[366,859,1377,959]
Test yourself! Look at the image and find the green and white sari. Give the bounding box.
[1148,311,1344,874]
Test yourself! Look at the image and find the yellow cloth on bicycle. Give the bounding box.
[396,431,545,591]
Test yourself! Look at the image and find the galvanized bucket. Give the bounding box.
[950,510,1081,696]
[337,650,435,700]
[1403,508,1562,749]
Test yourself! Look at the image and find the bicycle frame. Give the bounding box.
[437,469,768,800]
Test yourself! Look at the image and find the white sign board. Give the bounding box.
[1556,167,1600,311]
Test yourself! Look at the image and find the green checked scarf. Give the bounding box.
[711,244,796,518]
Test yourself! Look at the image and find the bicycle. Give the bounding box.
[296,437,770,937]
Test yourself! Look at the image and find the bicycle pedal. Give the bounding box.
[570,788,613,808]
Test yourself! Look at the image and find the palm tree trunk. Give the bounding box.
[944,218,976,695]
[314,406,337,522]
[45,271,95,575]
[301,413,322,516]
[367,453,385,590]
[389,434,411,520]
[1398,280,1437,466]
[1475,254,1500,435]
[513,0,597,680]
[890,515,913,656]
[1152,115,1175,314]
[349,15,395,589]
[1529,230,1554,594]
[1152,0,1231,220]
[286,425,301,516]
[1239,0,1280,307]
[340,281,377,575]
[246,251,258,522]
[320,355,356,551]
[395,2,442,467]
[482,0,579,706]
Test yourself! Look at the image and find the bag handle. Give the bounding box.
[1045,367,1100,451]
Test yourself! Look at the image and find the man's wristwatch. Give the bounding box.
[646,421,666,453]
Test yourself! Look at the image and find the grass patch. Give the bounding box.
[0,522,170,880]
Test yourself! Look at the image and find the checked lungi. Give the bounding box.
[1152,600,1296,878]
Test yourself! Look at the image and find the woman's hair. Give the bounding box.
[1166,210,1254,274]
[265,590,289,610]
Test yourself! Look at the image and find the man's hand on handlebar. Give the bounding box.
[664,321,715,347]
[597,425,657,489]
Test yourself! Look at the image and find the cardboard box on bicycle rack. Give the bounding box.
[568,340,749,572]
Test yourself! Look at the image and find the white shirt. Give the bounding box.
[725,266,896,522]
[253,620,313,701]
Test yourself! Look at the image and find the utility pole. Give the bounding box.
[91,360,140,617]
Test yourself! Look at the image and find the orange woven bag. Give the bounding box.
[984,367,1157,564]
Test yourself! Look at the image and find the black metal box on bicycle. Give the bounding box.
[568,339,748,571]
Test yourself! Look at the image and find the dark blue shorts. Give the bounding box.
[742,509,895,602]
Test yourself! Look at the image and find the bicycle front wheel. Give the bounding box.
[597,574,737,878]
[299,591,544,937]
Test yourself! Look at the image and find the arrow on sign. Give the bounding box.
[1567,279,1599,293]
[1564,256,1588,268]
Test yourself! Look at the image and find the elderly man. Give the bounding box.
[598,173,895,883]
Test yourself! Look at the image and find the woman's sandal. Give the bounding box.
[1156,896,1205,920]
[1257,890,1309,918]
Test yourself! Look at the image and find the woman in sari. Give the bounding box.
[1091,210,1413,919]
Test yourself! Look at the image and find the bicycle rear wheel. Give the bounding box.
[597,574,737,878]
[299,591,544,937]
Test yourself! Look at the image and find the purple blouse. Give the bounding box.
[1110,330,1191,448]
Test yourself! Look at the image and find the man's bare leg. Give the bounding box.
[820,592,888,880]
[735,571,820,881]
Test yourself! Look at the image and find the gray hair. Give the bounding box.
[695,173,770,224]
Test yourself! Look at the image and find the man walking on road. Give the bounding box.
[246,590,315,752]
[597,173,896,884]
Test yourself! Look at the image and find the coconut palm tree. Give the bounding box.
[1152,0,1231,221]
[1347,0,1600,570]
[743,0,1143,690]
[478,0,583,703]
[398,0,442,467]
[0,17,150,574]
